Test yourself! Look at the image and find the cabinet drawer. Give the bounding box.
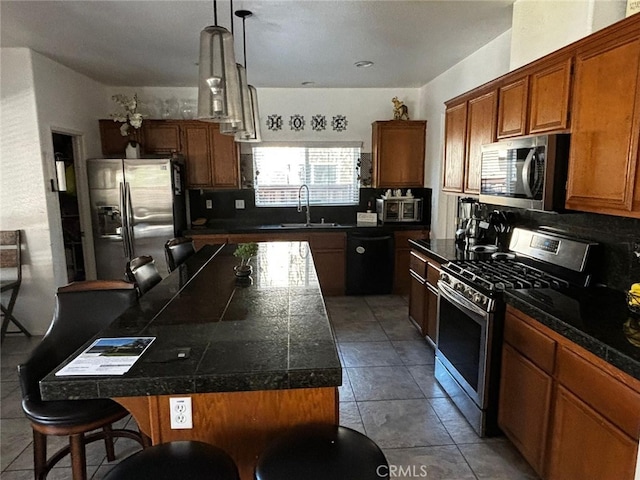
[556,346,640,439]
[504,310,556,375]
[426,261,441,286]
[409,250,427,279]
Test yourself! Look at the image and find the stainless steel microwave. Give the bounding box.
[376,198,422,222]
[479,134,570,211]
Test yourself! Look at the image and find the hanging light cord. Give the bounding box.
[242,13,247,69]
[213,0,218,26]
[230,0,234,35]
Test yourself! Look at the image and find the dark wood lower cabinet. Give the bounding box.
[547,386,638,480]
[498,343,552,477]
[500,306,640,480]
[408,272,426,334]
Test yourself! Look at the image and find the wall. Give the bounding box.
[417,31,513,240]
[0,48,107,335]
[510,0,626,69]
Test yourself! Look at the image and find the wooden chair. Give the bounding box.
[126,255,162,295]
[1,230,31,342]
[18,280,149,480]
[164,236,195,273]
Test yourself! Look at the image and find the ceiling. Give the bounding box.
[0,0,515,88]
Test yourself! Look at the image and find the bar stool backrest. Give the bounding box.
[164,237,195,273]
[18,280,137,402]
[1,230,22,284]
[126,255,162,295]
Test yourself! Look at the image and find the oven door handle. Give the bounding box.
[438,280,489,320]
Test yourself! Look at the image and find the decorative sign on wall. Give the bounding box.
[266,114,283,131]
[332,115,348,132]
[289,114,305,131]
[311,114,327,131]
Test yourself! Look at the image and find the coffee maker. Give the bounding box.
[455,197,478,243]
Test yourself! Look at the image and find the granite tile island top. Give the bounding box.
[40,242,342,400]
[40,242,342,480]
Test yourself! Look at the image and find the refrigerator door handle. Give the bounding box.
[119,182,130,259]
[125,182,135,258]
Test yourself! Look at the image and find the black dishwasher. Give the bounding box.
[346,232,394,295]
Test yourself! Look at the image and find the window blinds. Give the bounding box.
[253,144,361,207]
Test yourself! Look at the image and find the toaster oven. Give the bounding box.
[376,198,423,223]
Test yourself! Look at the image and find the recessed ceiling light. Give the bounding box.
[355,60,374,68]
[301,81,315,86]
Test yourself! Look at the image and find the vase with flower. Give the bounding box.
[110,93,144,158]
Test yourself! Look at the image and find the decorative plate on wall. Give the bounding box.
[311,114,327,131]
[266,114,283,131]
[332,115,348,132]
[289,114,305,131]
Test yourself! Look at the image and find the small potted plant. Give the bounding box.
[233,242,258,277]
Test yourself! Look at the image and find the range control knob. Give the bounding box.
[440,273,450,284]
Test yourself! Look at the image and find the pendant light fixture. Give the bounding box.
[197,0,242,123]
[234,9,262,142]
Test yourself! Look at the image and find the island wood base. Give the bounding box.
[115,387,339,480]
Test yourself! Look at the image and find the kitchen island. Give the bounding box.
[40,242,342,479]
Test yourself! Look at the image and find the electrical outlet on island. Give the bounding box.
[235,199,245,209]
[206,200,212,209]
[169,397,193,429]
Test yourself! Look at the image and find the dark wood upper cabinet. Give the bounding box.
[464,90,497,195]
[142,120,181,154]
[372,120,427,188]
[442,102,467,193]
[565,33,640,218]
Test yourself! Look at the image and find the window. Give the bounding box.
[253,143,361,207]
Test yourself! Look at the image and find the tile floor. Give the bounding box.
[1,295,539,479]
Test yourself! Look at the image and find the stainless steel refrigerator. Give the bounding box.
[87,158,186,280]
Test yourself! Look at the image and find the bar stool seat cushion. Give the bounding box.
[255,424,389,480]
[22,397,125,427]
[104,441,240,480]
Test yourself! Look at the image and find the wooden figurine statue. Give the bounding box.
[392,97,410,120]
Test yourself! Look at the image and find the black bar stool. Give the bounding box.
[103,441,240,480]
[126,255,162,295]
[255,424,389,480]
[164,236,196,272]
[18,280,147,480]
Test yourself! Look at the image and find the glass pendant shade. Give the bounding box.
[220,64,251,135]
[197,25,242,123]
[236,85,261,142]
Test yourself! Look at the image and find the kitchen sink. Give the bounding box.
[280,222,341,228]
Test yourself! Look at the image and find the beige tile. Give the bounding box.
[458,440,539,479]
[383,446,476,480]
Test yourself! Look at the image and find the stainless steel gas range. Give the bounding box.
[434,228,597,437]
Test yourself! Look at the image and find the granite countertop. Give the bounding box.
[40,242,342,401]
[185,220,429,236]
[505,288,640,380]
[408,238,492,263]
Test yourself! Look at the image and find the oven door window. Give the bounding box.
[437,292,484,391]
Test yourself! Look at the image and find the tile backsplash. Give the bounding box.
[189,187,432,229]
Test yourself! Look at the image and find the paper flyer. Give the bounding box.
[55,337,155,376]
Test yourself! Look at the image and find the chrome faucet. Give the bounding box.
[297,184,311,225]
